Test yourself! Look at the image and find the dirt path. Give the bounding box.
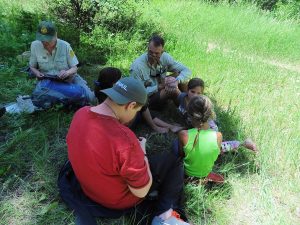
[206,42,300,73]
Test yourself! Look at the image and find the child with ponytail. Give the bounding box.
[178,78,257,160]
[174,95,257,183]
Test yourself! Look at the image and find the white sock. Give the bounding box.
[158,208,173,220]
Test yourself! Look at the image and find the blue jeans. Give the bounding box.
[171,139,180,157]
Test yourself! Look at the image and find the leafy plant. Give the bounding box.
[0,5,42,58]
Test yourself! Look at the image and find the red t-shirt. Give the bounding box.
[67,106,150,209]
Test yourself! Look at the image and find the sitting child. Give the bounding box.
[94,67,183,133]
[173,95,257,183]
[177,78,256,158]
[177,77,217,131]
[94,67,122,104]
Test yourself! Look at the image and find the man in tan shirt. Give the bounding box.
[29,21,95,103]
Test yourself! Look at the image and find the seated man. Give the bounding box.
[130,35,191,133]
[29,21,95,105]
[1,21,94,116]
[58,77,190,225]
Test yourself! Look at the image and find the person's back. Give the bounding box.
[176,95,256,184]
[176,95,223,181]
[67,106,149,209]
[183,128,219,178]
[59,77,191,225]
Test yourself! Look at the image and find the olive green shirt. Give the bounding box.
[130,52,191,95]
[29,39,79,76]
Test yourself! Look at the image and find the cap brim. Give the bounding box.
[101,88,131,104]
[36,32,54,42]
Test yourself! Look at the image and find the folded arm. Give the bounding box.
[166,55,191,83]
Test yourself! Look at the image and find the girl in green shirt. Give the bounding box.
[175,95,257,183]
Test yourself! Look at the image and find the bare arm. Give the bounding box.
[128,137,152,198]
[30,66,44,78]
[128,156,152,198]
[178,130,188,157]
[166,54,191,83]
[217,132,223,152]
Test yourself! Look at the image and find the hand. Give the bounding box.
[165,84,177,94]
[35,71,45,79]
[164,76,178,95]
[164,76,178,88]
[144,80,152,88]
[138,137,147,154]
[58,70,69,80]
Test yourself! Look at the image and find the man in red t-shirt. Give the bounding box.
[58,77,190,225]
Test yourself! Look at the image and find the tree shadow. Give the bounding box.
[132,98,259,224]
[212,99,258,177]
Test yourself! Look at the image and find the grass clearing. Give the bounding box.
[146,1,300,224]
[1,0,300,224]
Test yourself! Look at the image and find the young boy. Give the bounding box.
[58,77,191,225]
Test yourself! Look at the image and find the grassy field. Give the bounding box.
[1,0,300,224]
[146,1,300,225]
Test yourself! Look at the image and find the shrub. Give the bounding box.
[0,0,44,58]
[255,0,279,10]
[0,1,44,58]
[275,0,300,20]
[93,0,141,33]
[47,0,100,31]
[48,0,161,64]
[46,0,101,47]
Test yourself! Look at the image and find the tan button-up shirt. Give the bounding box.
[130,52,191,95]
[29,39,79,76]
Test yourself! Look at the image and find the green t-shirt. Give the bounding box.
[183,128,220,178]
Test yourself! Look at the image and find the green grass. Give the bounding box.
[146,1,300,224]
[1,0,300,224]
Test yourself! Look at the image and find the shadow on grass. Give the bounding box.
[213,100,258,177]
[132,99,258,224]
[0,70,258,225]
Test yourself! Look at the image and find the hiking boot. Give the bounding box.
[151,210,190,225]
